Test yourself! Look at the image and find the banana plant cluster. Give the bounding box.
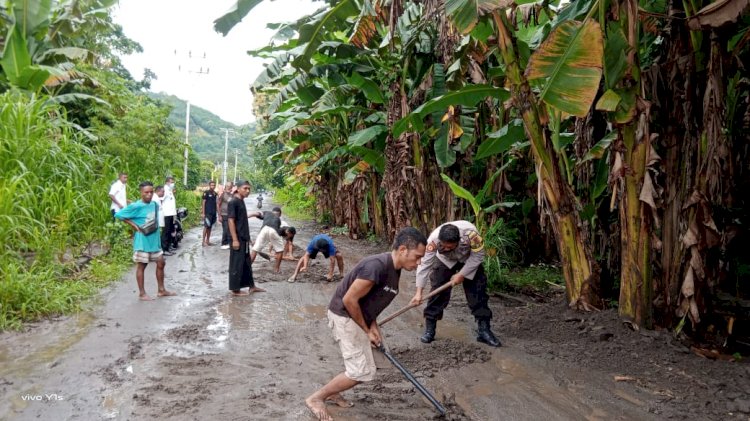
[0,0,120,104]
[218,0,750,331]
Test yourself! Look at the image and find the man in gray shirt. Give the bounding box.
[305,227,427,420]
[218,181,234,250]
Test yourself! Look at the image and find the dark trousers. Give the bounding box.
[423,261,492,322]
[221,215,230,245]
[162,215,177,250]
[229,241,254,291]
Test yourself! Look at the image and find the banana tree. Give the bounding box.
[440,164,518,234]
[438,0,604,309]
[596,1,656,327]
[0,0,114,101]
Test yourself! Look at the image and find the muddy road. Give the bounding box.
[0,200,713,420]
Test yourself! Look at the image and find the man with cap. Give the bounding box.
[288,234,344,283]
[409,220,501,347]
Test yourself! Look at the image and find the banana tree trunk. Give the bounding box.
[617,120,654,327]
[493,12,600,309]
[614,0,654,327]
[369,172,386,237]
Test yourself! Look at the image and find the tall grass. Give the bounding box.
[483,218,565,293]
[0,93,114,328]
[273,180,316,219]
[483,218,521,290]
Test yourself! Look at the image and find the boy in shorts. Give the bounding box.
[288,234,344,282]
[115,181,177,301]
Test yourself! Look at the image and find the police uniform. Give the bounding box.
[416,221,500,346]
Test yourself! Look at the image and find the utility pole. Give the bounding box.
[175,49,209,187]
[183,101,190,186]
[234,148,239,182]
[221,128,235,186]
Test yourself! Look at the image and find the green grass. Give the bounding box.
[0,235,132,331]
[487,264,565,294]
[0,92,200,331]
[273,181,316,219]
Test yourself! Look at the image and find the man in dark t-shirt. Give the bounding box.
[227,181,265,296]
[201,181,218,246]
[305,227,427,420]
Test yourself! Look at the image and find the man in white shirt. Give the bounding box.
[108,173,130,220]
[161,176,178,252]
[154,185,170,255]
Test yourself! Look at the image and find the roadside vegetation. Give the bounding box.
[0,1,203,329]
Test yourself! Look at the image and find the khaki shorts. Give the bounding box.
[252,226,285,253]
[328,310,376,382]
[132,251,163,264]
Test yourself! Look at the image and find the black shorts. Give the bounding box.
[204,214,217,227]
[309,250,330,259]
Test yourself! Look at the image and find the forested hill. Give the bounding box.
[148,92,256,163]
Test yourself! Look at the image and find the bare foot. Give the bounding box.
[206,242,214,246]
[287,276,296,283]
[305,398,333,421]
[231,290,249,296]
[139,294,154,301]
[325,275,334,282]
[157,290,177,297]
[248,287,266,294]
[325,394,353,408]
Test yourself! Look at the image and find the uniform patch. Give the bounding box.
[426,242,436,252]
[467,231,484,252]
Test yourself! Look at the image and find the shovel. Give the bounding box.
[378,343,447,416]
[378,281,455,326]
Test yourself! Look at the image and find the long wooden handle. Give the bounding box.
[379,281,454,326]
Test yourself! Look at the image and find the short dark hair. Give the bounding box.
[165,176,175,182]
[236,180,251,188]
[209,180,216,184]
[119,172,127,177]
[139,181,154,190]
[272,206,281,213]
[284,226,296,238]
[438,224,460,244]
[392,227,427,250]
[155,185,164,192]
[314,238,329,251]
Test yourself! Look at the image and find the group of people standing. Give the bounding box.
[110,174,503,419]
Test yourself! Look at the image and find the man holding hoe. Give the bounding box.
[305,227,427,420]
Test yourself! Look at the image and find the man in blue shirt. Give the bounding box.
[288,234,345,283]
[115,181,177,301]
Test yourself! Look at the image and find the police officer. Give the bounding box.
[409,221,501,347]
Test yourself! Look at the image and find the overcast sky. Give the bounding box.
[113,0,320,126]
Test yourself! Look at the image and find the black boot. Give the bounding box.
[476,320,502,347]
[420,318,437,343]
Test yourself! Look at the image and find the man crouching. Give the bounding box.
[305,227,426,420]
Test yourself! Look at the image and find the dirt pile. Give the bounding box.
[496,292,750,420]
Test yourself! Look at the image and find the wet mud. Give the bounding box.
[1,199,747,420]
